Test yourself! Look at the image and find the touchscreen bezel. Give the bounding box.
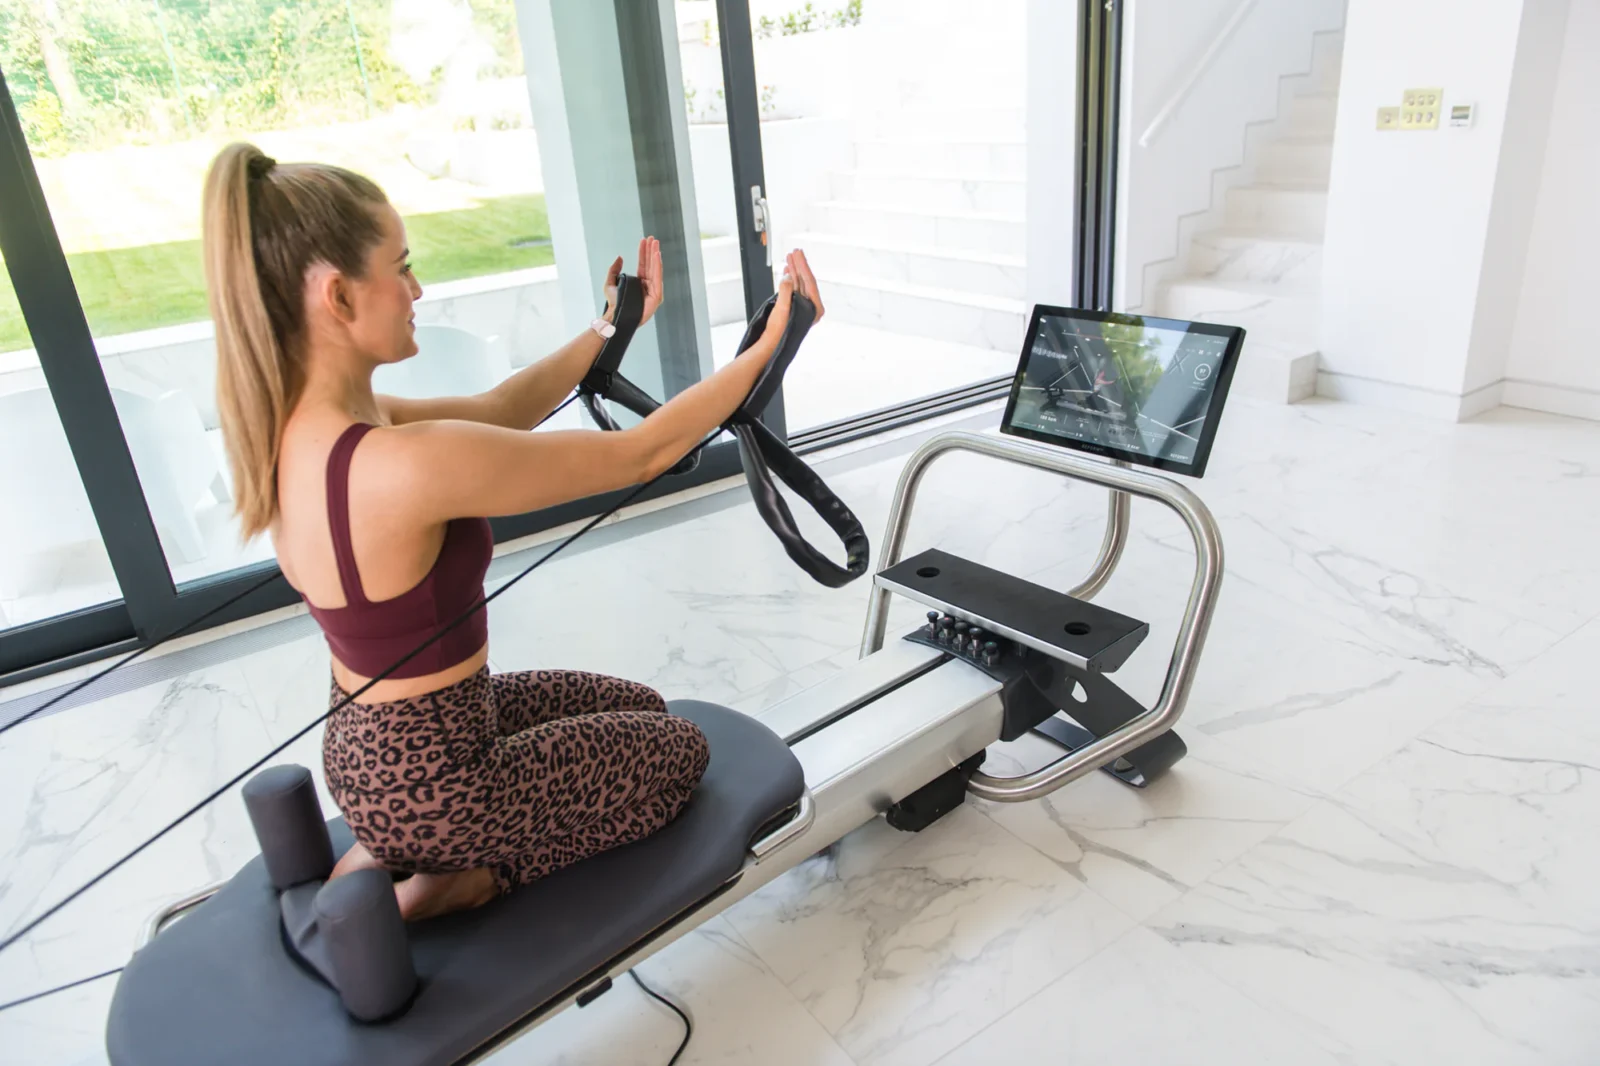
[999,305,1245,478]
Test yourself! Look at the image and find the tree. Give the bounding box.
[32,0,85,119]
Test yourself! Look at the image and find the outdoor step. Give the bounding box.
[828,170,1027,216]
[874,74,1027,112]
[853,139,1027,177]
[1254,137,1334,185]
[779,231,1026,301]
[1156,278,1320,353]
[1224,183,1329,239]
[818,272,1027,351]
[706,271,745,328]
[699,235,742,278]
[859,105,1027,140]
[1285,92,1338,137]
[1186,231,1323,290]
[806,201,1025,257]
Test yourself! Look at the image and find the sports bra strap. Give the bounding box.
[325,423,375,606]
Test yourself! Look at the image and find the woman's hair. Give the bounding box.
[201,142,389,538]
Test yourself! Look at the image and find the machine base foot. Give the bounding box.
[886,752,987,832]
[1032,715,1186,788]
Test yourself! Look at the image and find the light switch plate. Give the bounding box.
[1401,87,1443,130]
[1377,105,1400,131]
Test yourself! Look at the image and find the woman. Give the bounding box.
[202,143,823,921]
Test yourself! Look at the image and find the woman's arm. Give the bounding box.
[380,239,664,430]
[378,252,820,522]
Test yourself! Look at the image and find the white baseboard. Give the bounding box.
[1315,371,1495,421]
[1318,370,1600,424]
[1457,380,1506,420]
[1501,378,1600,423]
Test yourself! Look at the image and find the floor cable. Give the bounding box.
[629,969,693,1066]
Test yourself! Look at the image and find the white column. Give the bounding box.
[1317,0,1571,420]
[515,0,713,400]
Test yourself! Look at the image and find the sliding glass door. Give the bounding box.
[0,0,775,679]
[732,0,1075,437]
[2,0,1110,680]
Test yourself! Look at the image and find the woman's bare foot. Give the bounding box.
[330,841,385,880]
[394,868,498,922]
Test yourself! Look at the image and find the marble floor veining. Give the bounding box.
[3,396,1600,1065]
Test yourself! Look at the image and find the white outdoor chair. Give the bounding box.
[110,387,228,565]
[0,389,99,601]
[0,388,226,600]
[374,325,509,400]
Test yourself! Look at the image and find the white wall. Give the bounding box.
[1117,0,1345,310]
[1504,0,1600,421]
[1317,0,1570,419]
[1461,0,1568,398]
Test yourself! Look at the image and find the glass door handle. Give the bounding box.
[750,184,773,267]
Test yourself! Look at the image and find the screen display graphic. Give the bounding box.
[1000,307,1243,477]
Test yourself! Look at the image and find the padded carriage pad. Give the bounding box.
[106,701,805,1066]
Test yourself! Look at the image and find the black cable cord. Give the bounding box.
[629,970,692,1066]
[0,966,125,1014]
[0,392,585,739]
[0,570,282,739]
[0,395,699,970]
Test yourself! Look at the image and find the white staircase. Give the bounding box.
[1153,33,1344,403]
[773,9,1030,354]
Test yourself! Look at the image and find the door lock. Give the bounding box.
[750,184,772,266]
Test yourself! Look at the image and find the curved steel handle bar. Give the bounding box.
[861,432,1133,655]
[748,788,816,862]
[1067,466,1130,603]
[859,430,1224,803]
[138,880,226,949]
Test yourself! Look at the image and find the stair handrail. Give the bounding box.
[1138,0,1259,149]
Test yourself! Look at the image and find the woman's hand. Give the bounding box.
[755,249,825,352]
[602,237,665,326]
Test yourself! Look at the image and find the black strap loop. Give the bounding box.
[729,419,869,587]
[577,274,869,587]
[578,274,699,474]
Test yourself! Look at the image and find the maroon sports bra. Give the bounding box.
[304,423,492,679]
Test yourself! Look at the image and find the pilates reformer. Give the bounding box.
[103,304,1243,1066]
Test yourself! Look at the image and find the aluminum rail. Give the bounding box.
[747,789,815,861]
[138,880,225,949]
[859,430,1224,803]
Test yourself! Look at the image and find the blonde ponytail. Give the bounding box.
[201,143,387,539]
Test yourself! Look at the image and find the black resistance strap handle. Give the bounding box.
[724,290,869,588]
[578,274,869,587]
[578,274,700,475]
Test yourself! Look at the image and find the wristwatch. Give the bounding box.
[590,317,616,339]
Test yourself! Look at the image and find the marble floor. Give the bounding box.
[3,395,1599,1065]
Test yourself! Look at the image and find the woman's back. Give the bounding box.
[279,419,491,689]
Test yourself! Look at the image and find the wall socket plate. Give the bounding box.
[1377,105,1400,131]
[1401,87,1443,130]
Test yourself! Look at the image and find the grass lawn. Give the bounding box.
[0,195,554,354]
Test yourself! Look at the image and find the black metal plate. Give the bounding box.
[878,549,1147,673]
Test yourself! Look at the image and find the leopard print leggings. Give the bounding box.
[322,667,709,894]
